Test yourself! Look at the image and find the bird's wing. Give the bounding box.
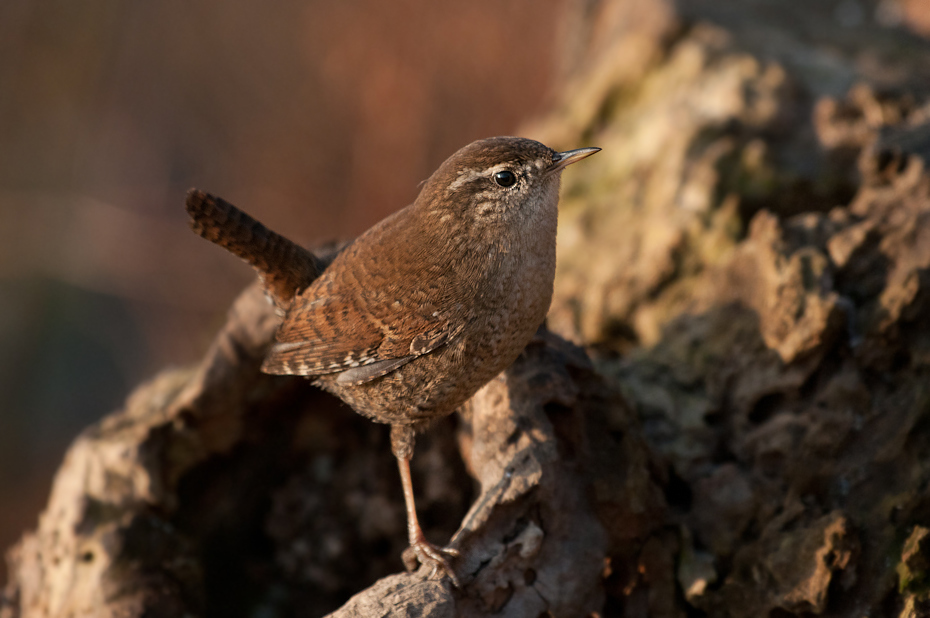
[260,289,469,383]
[260,242,472,384]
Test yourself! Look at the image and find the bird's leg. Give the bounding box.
[391,425,460,586]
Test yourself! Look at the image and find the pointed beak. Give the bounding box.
[547,146,601,175]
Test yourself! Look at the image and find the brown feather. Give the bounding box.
[260,205,474,377]
[185,190,321,309]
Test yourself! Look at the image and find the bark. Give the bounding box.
[538,0,930,616]
[6,0,930,616]
[0,281,661,617]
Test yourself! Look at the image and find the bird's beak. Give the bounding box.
[547,147,601,174]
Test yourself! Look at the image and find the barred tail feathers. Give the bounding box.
[185,189,321,305]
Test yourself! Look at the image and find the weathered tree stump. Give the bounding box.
[538,0,930,616]
[0,281,661,617]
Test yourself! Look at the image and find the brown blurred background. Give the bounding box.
[0,0,568,581]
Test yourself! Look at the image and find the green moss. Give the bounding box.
[898,526,930,595]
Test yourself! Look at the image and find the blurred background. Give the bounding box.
[0,0,569,580]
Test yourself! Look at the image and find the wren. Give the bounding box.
[185,136,599,585]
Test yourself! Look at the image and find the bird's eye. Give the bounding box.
[493,170,517,188]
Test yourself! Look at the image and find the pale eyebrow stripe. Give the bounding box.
[449,168,484,191]
[448,163,517,192]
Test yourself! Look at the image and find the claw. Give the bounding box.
[406,536,461,587]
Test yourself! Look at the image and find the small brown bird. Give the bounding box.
[186,136,599,585]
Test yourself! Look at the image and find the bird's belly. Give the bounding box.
[319,258,554,427]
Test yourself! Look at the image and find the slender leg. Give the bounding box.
[391,425,460,586]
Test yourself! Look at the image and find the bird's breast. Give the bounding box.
[466,215,557,349]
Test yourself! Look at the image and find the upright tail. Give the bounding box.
[186,189,322,308]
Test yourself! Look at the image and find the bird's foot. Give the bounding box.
[401,536,460,587]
